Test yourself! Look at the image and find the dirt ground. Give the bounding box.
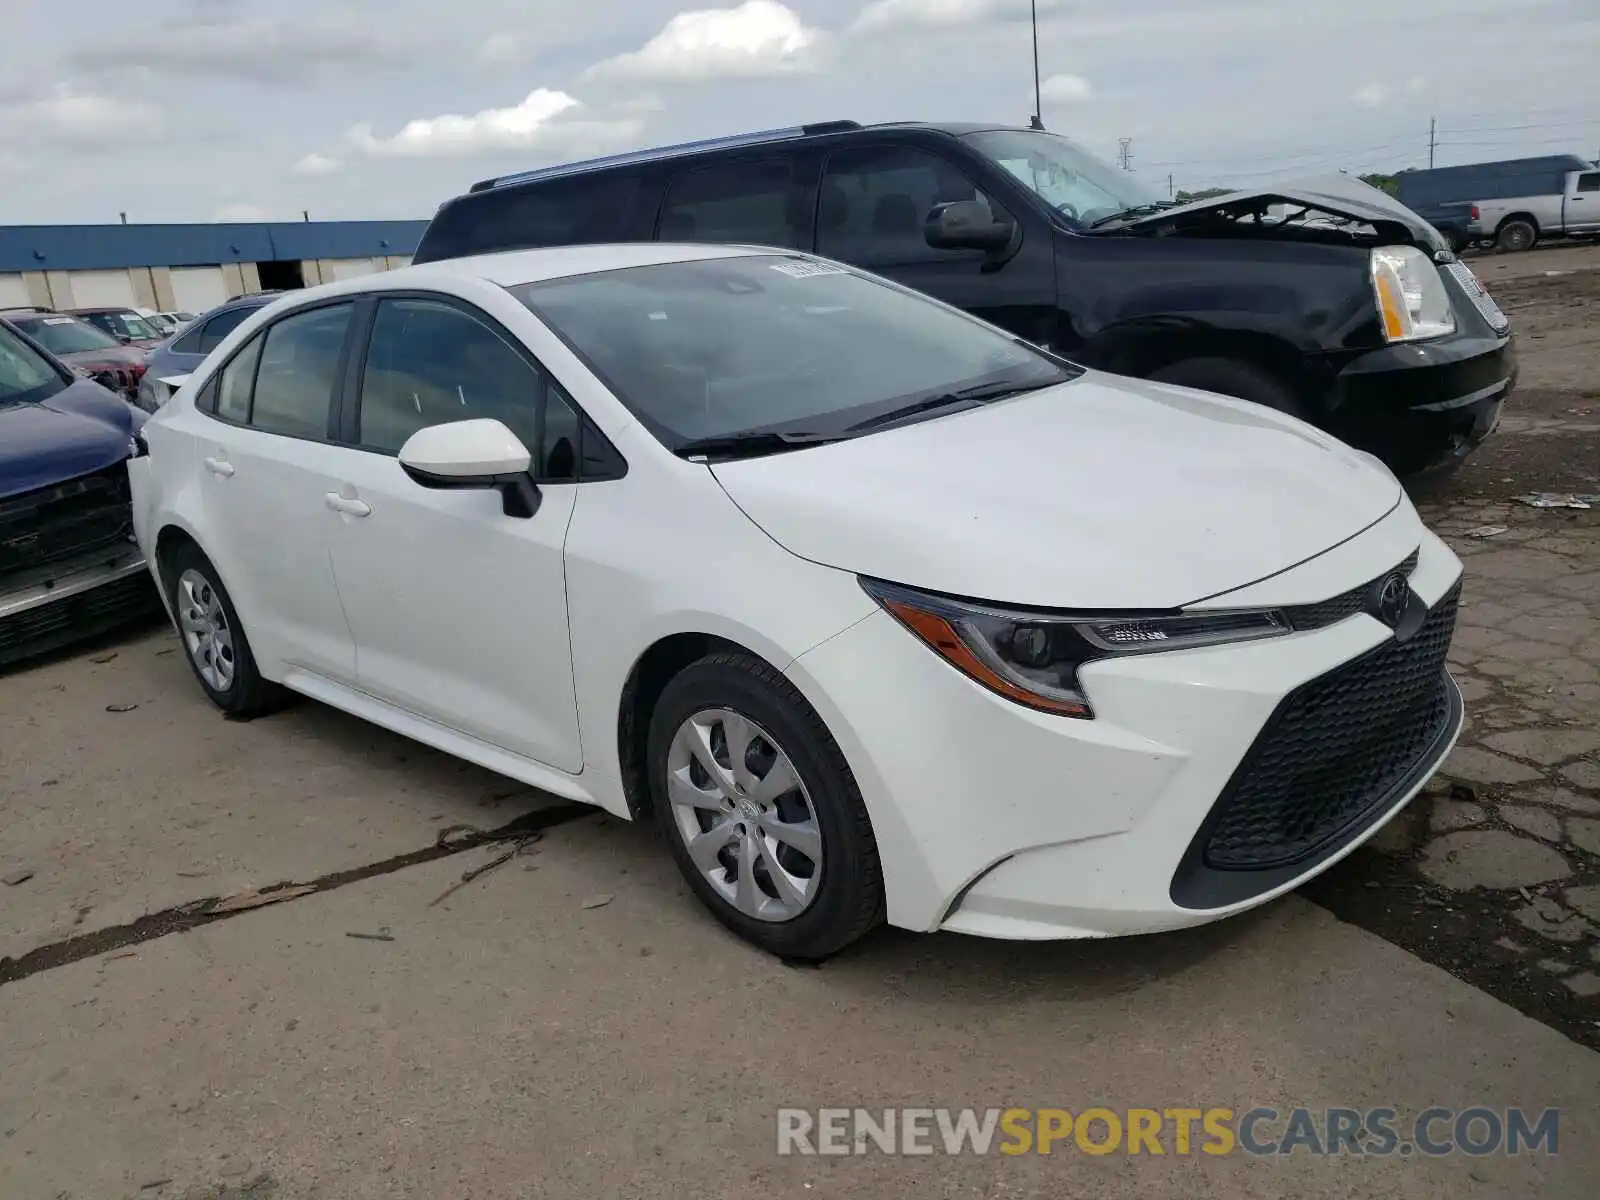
[3,248,1600,1198]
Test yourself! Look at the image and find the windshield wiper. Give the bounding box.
[845,379,1055,433]
[1087,203,1176,230]
[674,430,844,461]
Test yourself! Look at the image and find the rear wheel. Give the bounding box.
[1496,218,1537,253]
[164,544,282,716]
[647,652,883,960]
[1147,357,1311,422]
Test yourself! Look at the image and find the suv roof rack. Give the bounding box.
[469,120,863,194]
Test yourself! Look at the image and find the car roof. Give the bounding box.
[340,242,784,292]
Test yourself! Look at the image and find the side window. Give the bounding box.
[248,304,353,439]
[356,298,545,457]
[418,175,647,261]
[1577,173,1600,193]
[818,146,1002,266]
[541,381,582,482]
[215,335,261,423]
[659,158,806,248]
[196,307,254,354]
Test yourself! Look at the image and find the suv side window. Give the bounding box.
[248,303,353,439]
[416,174,650,261]
[178,306,254,355]
[1578,172,1600,193]
[355,297,579,480]
[659,157,807,248]
[818,146,1003,266]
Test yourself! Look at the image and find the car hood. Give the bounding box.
[1121,174,1444,250]
[54,345,148,369]
[709,373,1402,610]
[0,380,139,499]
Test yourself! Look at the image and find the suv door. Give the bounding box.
[320,294,584,773]
[814,142,1058,347]
[191,301,359,681]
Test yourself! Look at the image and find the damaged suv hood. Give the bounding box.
[1120,174,1444,250]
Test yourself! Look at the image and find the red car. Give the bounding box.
[0,309,149,403]
[67,306,169,351]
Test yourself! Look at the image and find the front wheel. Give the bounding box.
[647,652,884,960]
[1147,357,1311,422]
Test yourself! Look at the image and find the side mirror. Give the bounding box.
[925,200,1017,255]
[398,418,542,518]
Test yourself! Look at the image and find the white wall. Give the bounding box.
[168,267,230,314]
[0,274,29,307]
[68,270,139,308]
[328,258,380,281]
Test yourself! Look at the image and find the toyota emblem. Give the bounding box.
[1373,573,1409,629]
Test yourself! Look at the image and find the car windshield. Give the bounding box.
[87,311,161,341]
[0,323,66,406]
[964,129,1162,228]
[515,255,1075,447]
[12,315,122,356]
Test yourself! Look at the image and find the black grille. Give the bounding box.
[1284,548,1420,632]
[1200,579,1461,871]
[0,571,161,668]
[0,465,135,582]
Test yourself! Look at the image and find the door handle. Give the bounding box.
[325,493,372,518]
[203,456,235,478]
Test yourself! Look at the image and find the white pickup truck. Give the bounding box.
[1469,166,1600,251]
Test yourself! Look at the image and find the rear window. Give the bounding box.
[9,315,121,356]
[415,174,651,263]
[515,254,1073,447]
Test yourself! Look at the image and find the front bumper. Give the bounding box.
[785,508,1464,939]
[1324,333,1515,478]
[0,547,160,668]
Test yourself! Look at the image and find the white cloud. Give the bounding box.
[1040,73,1092,104]
[583,1,824,83]
[0,86,163,149]
[1352,82,1389,107]
[347,88,647,157]
[292,152,342,175]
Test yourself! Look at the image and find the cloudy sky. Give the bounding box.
[2,0,1597,226]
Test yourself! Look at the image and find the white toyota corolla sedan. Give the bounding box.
[128,243,1465,959]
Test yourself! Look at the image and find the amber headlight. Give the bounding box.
[861,578,1290,719]
[1371,245,1456,342]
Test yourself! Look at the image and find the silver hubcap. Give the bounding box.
[665,708,823,922]
[177,568,235,692]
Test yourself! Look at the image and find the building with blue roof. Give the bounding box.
[0,219,428,315]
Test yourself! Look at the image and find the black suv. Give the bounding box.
[415,120,1517,478]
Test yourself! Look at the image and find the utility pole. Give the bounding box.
[1429,118,1436,169]
[303,210,311,222]
[1028,0,1043,130]
[1168,173,1174,198]
[1118,138,1133,171]
[118,212,127,225]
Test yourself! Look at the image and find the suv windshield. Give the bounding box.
[11,315,122,356]
[965,129,1162,229]
[84,311,162,341]
[516,255,1075,447]
[0,323,67,406]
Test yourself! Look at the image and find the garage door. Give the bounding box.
[69,270,139,308]
[0,274,29,307]
[329,259,379,281]
[168,267,230,314]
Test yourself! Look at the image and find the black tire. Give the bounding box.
[646,651,884,960]
[1496,218,1537,253]
[163,542,282,717]
[1147,357,1311,421]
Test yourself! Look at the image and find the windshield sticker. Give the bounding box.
[43,317,75,325]
[770,261,846,279]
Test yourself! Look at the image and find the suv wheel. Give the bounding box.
[1148,358,1311,422]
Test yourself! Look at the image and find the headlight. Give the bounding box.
[1370,245,1456,342]
[860,579,1290,720]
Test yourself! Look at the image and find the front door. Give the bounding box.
[322,294,584,773]
[814,143,1059,348]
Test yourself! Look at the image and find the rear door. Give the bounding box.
[1569,171,1600,233]
[190,301,360,682]
[813,142,1058,347]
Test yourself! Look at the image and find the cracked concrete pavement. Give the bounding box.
[4,246,1600,1197]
